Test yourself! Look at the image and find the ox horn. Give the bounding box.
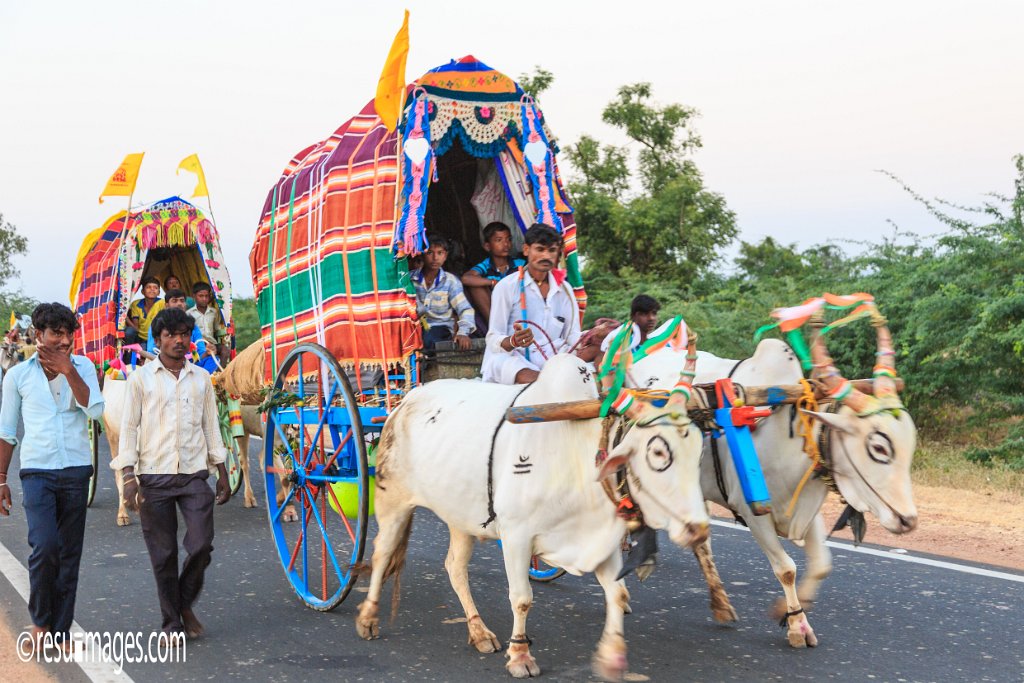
[808,320,876,414]
[667,332,699,409]
[870,311,900,401]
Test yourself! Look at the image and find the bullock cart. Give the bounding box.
[71,197,239,506]
[251,57,585,609]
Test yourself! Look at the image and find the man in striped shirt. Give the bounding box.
[112,307,230,638]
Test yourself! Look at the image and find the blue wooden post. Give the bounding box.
[714,379,773,515]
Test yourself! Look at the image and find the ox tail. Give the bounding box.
[385,510,415,623]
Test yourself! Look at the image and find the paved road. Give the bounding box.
[1,436,1022,682]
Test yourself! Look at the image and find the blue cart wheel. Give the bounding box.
[264,343,369,611]
[496,540,567,583]
[86,419,100,507]
[529,556,567,583]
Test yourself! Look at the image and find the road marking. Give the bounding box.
[709,519,1024,584]
[0,539,135,682]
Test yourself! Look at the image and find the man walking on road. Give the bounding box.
[0,303,105,652]
[112,307,231,638]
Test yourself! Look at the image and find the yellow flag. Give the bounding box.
[177,153,209,198]
[374,10,410,132]
[8,311,16,330]
[98,152,144,204]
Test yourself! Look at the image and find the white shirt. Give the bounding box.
[483,268,581,377]
[600,323,643,353]
[112,356,227,475]
[187,305,225,348]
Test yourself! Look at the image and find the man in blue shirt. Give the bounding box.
[0,303,105,651]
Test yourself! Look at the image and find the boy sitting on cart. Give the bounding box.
[461,221,525,331]
[188,282,228,373]
[411,235,475,350]
[124,277,164,347]
[129,290,210,371]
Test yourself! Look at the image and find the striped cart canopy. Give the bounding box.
[71,197,233,368]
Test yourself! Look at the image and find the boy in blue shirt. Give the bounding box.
[411,236,475,349]
[135,290,209,370]
[462,222,525,328]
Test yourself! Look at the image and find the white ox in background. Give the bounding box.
[101,339,298,526]
[355,354,709,680]
[632,327,918,648]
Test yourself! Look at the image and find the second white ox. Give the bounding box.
[632,325,918,648]
[355,353,708,680]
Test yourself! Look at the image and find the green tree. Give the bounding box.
[566,84,737,282]
[735,237,806,280]
[231,297,261,350]
[518,66,554,99]
[0,213,29,290]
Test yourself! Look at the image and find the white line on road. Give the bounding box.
[710,519,1024,583]
[0,539,135,683]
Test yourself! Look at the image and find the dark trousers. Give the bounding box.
[21,466,93,637]
[423,325,454,349]
[138,473,215,632]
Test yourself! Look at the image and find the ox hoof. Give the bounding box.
[506,652,540,678]
[711,593,738,623]
[243,493,257,509]
[623,601,632,615]
[592,634,627,682]
[117,513,132,527]
[281,505,299,523]
[355,602,380,640]
[468,620,501,653]
[786,614,818,648]
[771,597,813,622]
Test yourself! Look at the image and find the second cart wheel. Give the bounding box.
[86,419,100,507]
[528,556,567,583]
[264,343,370,611]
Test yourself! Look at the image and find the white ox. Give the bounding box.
[631,327,918,648]
[355,353,709,680]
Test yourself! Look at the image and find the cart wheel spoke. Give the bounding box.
[264,343,370,611]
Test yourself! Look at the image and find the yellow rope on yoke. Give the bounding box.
[785,378,823,518]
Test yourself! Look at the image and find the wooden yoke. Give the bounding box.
[505,378,904,424]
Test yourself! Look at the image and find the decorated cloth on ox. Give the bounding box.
[250,56,586,385]
[72,197,234,368]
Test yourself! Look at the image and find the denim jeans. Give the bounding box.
[20,465,93,637]
[423,325,454,349]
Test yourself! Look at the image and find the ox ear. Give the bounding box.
[596,449,631,482]
[803,410,857,434]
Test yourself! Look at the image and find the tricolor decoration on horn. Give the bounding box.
[597,316,696,419]
[758,293,904,416]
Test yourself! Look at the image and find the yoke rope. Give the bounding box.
[785,378,823,518]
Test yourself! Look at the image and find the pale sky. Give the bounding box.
[2,1,1022,302]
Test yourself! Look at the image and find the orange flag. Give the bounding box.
[374,10,410,132]
[98,153,144,204]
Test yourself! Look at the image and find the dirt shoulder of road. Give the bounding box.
[715,482,1024,571]
[822,483,1024,571]
[0,608,56,683]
